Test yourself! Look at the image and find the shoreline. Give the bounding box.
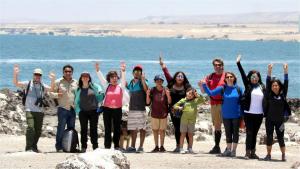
[1,23,299,42]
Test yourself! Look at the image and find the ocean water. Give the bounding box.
[0,35,299,98]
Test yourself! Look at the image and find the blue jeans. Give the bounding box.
[55,107,76,150]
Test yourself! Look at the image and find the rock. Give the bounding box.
[195,120,213,135]
[0,93,8,100]
[290,131,300,143]
[291,161,300,169]
[290,113,299,123]
[195,132,213,142]
[56,149,130,169]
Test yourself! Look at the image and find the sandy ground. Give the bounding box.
[0,134,299,169]
[1,23,299,41]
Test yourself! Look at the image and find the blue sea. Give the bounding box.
[0,35,299,98]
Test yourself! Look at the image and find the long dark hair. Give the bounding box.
[270,77,284,95]
[247,70,263,84]
[78,74,92,89]
[167,71,190,89]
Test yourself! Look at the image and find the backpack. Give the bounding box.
[62,128,79,153]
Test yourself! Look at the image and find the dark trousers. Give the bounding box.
[79,109,99,149]
[244,113,263,150]
[265,119,285,147]
[170,114,189,146]
[55,107,76,150]
[103,107,122,148]
[223,118,240,143]
[25,111,44,151]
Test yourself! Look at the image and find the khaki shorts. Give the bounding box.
[180,123,195,133]
[151,117,167,130]
[211,104,223,126]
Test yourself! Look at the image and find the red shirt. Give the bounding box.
[205,72,225,105]
[150,87,169,119]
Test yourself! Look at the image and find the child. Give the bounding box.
[173,87,205,154]
[146,75,172,152]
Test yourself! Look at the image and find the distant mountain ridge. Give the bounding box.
[139,12,300,24]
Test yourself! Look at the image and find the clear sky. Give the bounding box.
[0,0,299,23]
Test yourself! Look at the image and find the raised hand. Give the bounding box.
[159,53,166,68]
[14,64,20,74]
[120,61,126,72]
[236,54,242,63]
[141,72,146,81]
[198,79,206,87]
[283,63,288,74]
[268,63,273,76]
[49,71,56,81]
[95,62,100,72]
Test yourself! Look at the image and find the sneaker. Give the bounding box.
[264,154,271,161]
[125,147,136,153]
[151,146,160,153]
[230,150,236,157]
[209,146,221,154]
[159,146,166,152]
[56,149,63,153]
[221,148,231,157]
[187,148,194,154]
[173,147,180,153]
[136,147,144,153]
[179,148,186,154]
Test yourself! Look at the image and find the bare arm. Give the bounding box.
[159,55,173,83]
[13,64,26,88]
[95,62,108,87]
[120,61,126,88]
[165,88,172,104]
[146,88,151,105]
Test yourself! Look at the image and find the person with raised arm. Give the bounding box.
[263,63,290,161]
[13,64,55,152]
[95,61,129,150]
[159,55,191,153]
[236,55,266,159]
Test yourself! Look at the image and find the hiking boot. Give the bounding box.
[125,147,136,153]
[282,153,286,162]
[159,146,166,152]
[32,148,42,153]
[244,150,251,160]
[151,146,160,153]
[264,154,271,161]
[250,150,259,159]
[230,150,236,157]
[221,148,231,157]
[209,146,221,154]
[173,147,180,153]
[56,149,63,153]
[136,147,144,153]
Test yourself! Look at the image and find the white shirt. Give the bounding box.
[245,87,264,114]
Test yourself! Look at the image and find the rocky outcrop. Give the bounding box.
[56,149,130,169]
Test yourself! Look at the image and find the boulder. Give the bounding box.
[56,149,130,169]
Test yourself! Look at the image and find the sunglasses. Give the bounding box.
[176,75,184,79]
[214,63,223,67]
[251,75,259,80]
[34,73,42,76]
[226,76,234,79]
[64,70,72,73]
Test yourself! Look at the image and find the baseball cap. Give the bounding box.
[33,68,43,75]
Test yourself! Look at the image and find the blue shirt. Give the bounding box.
[203,84,243,119]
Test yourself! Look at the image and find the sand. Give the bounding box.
[0,133,299,169]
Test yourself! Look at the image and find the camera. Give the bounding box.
[35,98,47,107]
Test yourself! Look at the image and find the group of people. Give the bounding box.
[13,54,290,162]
